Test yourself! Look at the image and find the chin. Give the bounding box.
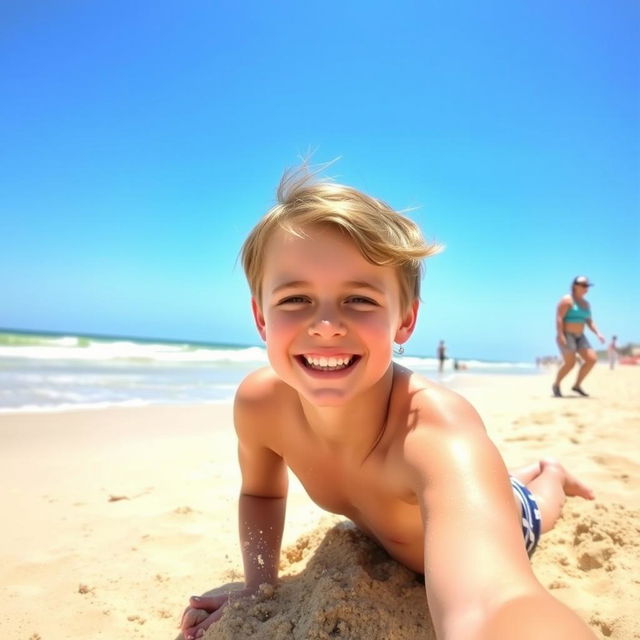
[302,387,353,407]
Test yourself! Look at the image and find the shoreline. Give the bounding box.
[0,367,548,416]
[1,367,638,639]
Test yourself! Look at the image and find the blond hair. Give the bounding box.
[241,163,442,310]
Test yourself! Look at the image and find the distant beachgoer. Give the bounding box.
[437,339,447,372]
[608,336,619,370]
[180,164,596,640]
[552,276,605,397]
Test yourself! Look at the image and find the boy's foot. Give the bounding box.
[540,458,595,500]
[552,384,562,397]
[571,385,589,397]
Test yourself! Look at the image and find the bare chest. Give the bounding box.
[288,449,409,513]
[283,440,424,567]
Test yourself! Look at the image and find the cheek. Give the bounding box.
[263,312,303,344]
[355,311,399,337]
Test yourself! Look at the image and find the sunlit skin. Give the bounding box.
[181,226,595,640]
[255,225,414,410]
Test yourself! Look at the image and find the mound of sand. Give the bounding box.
[206,518,434,640]
[204,499,639,640]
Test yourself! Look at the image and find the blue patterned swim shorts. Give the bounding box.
[510,477,542,557]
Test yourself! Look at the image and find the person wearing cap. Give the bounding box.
[552,276,605,397]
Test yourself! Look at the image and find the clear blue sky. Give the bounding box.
[1,1,638,362]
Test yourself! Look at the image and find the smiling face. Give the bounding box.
[251,224,418,406]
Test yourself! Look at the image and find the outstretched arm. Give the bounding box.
[404,393,596,640]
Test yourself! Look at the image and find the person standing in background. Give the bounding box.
[552,276,605,397]
[608,336,619,370]
[437,339,447,373]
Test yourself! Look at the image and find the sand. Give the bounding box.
[1,365,638,639]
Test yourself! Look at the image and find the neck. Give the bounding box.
[298,364,395,460]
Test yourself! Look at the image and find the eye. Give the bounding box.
[346,296,377,306]
[277,295,310,305]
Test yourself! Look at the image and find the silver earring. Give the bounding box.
[395,344,405,356]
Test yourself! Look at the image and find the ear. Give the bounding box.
[251,297,267,342]
[394,299,419,345]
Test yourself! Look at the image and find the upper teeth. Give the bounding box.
[304,356,352,367]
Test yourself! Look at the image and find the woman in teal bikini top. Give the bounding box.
[563,302,591,323]
[552,276,605,398]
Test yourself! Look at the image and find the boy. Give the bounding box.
[181,165,596,639]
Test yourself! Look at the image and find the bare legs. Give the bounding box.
[554,351,576,388]
[510,459,594,533]
[573,348,597,389]
[553,348,597,396]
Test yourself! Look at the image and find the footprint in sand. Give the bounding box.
[588,612,616,638]
[78,584,96,595]
[503,433,547,443]
[530,411,555,424]
[173,506,195,515]
[591,454,639,486]
[156,609,173,619]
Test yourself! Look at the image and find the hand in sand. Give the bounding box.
[180,587,255,639]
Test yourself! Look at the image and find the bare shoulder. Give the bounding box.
[558,294,573,308]
[389,366,493,481]
[234,367,298,441]
[234,368,291,496]
[235,366,290,408]
[393,365,485,437]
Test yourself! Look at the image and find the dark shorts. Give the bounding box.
[563,332,591,353]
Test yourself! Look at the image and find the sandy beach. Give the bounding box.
[2,365,638,640]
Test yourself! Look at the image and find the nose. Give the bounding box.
[308,315,347,338]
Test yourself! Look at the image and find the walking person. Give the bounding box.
[552,276,605,397]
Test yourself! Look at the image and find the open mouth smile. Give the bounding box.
[297,354,360,372]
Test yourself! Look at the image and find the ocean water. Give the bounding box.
[0,329,539,413]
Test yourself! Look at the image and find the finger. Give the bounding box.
[184,606,228,639]
[180,606,193,629]
[189,594,228,610]
[181,594,229,633]
[181,608,210,631]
